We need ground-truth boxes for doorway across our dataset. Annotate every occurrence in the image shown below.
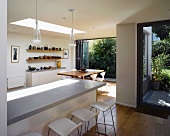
[137,20,170,118]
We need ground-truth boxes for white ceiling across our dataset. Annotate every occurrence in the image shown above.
[8,0,170,39]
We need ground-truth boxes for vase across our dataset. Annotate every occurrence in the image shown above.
[57,61,61,68]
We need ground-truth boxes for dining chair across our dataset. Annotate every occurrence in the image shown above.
[90,74,98,81]
[96,72,106,82]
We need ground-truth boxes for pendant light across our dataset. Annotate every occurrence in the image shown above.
[69,9,76,46]
[32,0,41,44]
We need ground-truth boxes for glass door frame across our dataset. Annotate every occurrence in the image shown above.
[137,20,170,112]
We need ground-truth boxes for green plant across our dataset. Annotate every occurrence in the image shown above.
[89,38,116,78]
[160,72,170,91]
[152,53,169,81]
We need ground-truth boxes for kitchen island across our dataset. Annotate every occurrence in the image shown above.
[7,79,105,136]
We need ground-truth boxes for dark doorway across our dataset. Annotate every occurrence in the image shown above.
[137,20,170,118]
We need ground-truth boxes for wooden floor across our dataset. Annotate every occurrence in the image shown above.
[83,93,170,136]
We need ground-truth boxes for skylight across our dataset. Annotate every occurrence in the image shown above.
[10,18,85,34]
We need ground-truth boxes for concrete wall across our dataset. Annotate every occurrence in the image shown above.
[7,32,74,88]
[116,23,137,108]
[0,0,7,135]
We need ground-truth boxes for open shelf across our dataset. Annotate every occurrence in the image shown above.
[26,58,63,62]
[26,49,63,53]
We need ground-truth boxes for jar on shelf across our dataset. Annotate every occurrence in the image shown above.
[57,61,61,68]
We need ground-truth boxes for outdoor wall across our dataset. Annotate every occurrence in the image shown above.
[116,23,137,108]
[7,32,74,88]
[143,27,152,78]
[0,0,7,135]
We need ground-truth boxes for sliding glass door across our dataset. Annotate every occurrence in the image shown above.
[76,40,89,70]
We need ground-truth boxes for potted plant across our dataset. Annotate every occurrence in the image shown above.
[160,72,170,91]
[151,53,169,90]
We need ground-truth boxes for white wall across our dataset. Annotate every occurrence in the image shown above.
[0,0,7,135]
[143,27,152,78]
[116,23,137,108]
[7,32,73,87]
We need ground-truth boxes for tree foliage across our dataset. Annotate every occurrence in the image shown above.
[152,24,170,40]
[89,38,116,78]
[152,40,170,66]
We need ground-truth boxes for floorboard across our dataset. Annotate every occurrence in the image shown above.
[84,93,170,136]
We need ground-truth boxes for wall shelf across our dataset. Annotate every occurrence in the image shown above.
[26,49,63,53]
[26,58,63,62]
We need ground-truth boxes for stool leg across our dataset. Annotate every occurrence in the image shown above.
[85,123,87,133]
[110,108,116,136]
[90,107,100,135]
[77,128,80,136]
[71,115,74,120]
[80,125,83,136]
[87,121,90,131]
[95,109,99,136]
[47,128,51,136]
[103,111,107,135]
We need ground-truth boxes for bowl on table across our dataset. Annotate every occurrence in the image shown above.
[80,68,86,71]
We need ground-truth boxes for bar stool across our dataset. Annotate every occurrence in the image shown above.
[21,132,42,136]
[90,102,116,136]
[71,108,100,135]
[48,118,82,136]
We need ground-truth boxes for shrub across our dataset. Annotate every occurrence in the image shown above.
[152,53,169,81]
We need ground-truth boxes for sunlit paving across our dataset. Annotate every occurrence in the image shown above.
[158,99,170,107]
[97,82,116,97]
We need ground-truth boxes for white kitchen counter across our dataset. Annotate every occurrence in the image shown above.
[7,79,105,136]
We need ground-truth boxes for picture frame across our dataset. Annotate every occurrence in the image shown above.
[11,45,20,63]
[63,49,69,59]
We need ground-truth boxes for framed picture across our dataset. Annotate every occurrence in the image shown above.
[11,45,20,63]
[63,49,69,59]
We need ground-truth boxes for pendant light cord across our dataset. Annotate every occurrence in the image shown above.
[72,10,73,30]
[36,0,38,29]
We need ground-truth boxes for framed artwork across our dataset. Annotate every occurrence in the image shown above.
[63,49,69,59]
[11,45,20,63]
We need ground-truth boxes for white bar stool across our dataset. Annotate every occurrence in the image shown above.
[21,132,42,136]
[71,108,100,135]
[90,102,116,136]
[48,118,82,136]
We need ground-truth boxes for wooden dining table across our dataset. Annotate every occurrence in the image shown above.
[57,69,104,79]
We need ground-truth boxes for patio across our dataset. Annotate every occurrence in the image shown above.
[143,90,170,107]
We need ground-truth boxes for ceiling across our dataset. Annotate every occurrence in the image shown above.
[8,0,170,40]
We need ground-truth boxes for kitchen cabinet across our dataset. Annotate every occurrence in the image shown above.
[26,69,65,87]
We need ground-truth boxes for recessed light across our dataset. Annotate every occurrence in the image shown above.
[11,18,85,34]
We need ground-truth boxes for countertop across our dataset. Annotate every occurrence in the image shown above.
[26,67,66,73]
[7,79,106,125]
